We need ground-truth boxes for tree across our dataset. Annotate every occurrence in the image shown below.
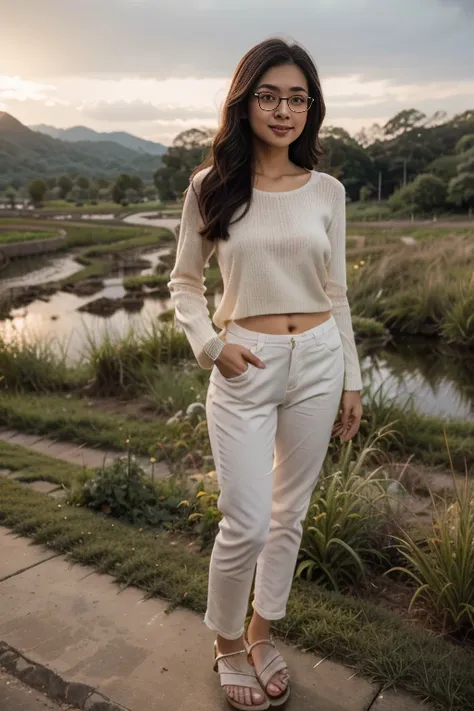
[58,175,73,199]
[76,176,90,191]
[5,186,16,210]
[125,188,139,204]
[28,179,47,206]
[455,134,474,154]
[383,109,426,139]
[410,174,447,212]
[448,172,474,209]
[98,187,111,202]
[129,175,144,196]
[112,173,141,204]
[154,128,214,200]
[448,141,474,210]
[318,127,377,202]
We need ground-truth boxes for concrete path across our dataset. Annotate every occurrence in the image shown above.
[0,429,170,480]
[122,213,180,233]
[0,671,74,711]
[0,528,434,711]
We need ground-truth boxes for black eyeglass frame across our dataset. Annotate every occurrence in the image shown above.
[252,92,314,113]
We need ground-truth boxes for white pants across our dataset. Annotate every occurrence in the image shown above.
[204,315,345,639]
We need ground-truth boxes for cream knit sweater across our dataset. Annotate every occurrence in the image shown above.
[168,168,363,391]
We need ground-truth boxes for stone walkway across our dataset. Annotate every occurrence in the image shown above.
[0,528,434,711]
[0,429,170,480]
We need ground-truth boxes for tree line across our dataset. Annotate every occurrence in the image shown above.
[153,109,474,215]
[2,173,158,208]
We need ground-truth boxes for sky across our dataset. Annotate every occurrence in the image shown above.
[1,0,473,146]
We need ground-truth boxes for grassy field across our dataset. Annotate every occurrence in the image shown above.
[0,230,55,244]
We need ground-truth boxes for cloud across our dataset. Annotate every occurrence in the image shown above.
[79,99,217,122]
[0,76,57,102]
[2,0,473,87]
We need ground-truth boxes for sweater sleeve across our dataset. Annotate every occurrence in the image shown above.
[168,174,223,370]
[324,180,363,391]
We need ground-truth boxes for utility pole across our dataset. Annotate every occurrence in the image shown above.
[378,171,382,202]
[403,158,408,188]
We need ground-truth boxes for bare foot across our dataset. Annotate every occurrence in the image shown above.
[247,623,289,698]
[216,636,266,707]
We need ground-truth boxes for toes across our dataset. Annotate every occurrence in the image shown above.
[243,687,251,707]
[267,682,281,697]
[252,690,265,705]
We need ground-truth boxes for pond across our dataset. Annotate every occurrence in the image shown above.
[0,215,472,423]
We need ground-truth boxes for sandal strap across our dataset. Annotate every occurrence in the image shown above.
[215,648,247,662]
[246,639,288,691]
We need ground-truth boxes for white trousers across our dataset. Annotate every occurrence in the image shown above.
[204,315,345,639]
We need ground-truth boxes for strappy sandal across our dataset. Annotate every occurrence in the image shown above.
[213,641,270,710]
[245,638,290,707]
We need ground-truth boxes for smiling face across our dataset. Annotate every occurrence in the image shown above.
[248,62,310,150]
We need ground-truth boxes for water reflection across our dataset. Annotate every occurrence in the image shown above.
[361,339,474,421]
[0,255,82,291]
[1,291,174,362]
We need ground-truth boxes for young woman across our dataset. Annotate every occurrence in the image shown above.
[168,38,363,710]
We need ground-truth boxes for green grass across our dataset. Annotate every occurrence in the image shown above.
[123,273,170,291]
[0,230,55,244]
[0,440,88,486]
[60,227,174,286]
[0,393,167,458]
[79,231,169,257]
[0,459,473,710]
[0,388,472,474]
[0,393,212,468]
[65,224,148,248]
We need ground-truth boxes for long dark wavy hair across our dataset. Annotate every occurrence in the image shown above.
[192,38,326,242]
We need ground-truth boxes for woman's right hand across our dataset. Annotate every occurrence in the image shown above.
[216,343,266,380]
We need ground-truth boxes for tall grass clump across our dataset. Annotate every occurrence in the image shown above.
[385,435,474,637]
[0,332,73,392]
[84,323,193,396]
[441,281,474,349]
[297,430,399,591]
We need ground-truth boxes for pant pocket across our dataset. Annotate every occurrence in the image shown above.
[321,327,342,353]
[211,342,258,385]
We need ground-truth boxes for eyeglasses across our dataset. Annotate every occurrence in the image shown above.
[253,92,314,113]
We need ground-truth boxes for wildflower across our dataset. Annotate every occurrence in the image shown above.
[125,439,130,444]
[150,457,157,463]
[353,264,359,270]
[360,260,365,265]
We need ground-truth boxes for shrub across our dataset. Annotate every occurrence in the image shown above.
[0,334,71,393]
[75,452,189,528]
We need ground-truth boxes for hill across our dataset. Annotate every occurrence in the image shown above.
[0,113,161,188]
[30,124,167,156]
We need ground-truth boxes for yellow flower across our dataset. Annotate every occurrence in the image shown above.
[353,264,359,270]
[150,457,157,463]
[360,260,365,265]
